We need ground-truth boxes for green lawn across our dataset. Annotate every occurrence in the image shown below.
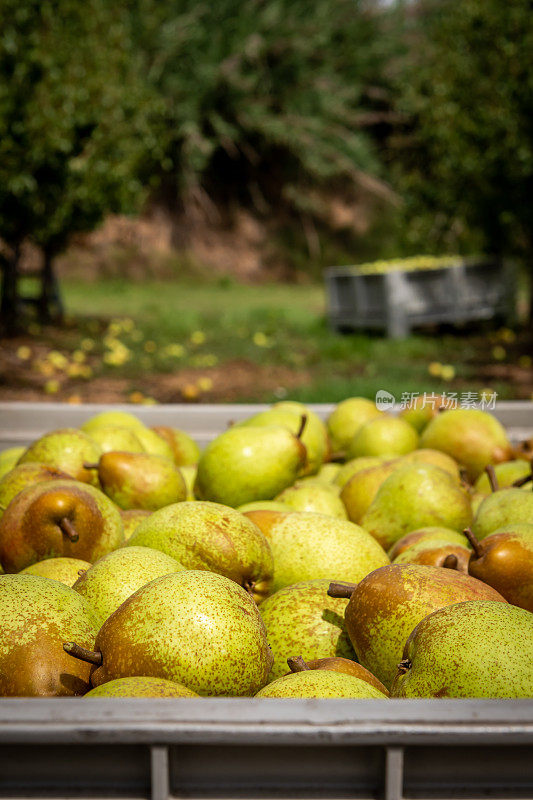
[19,276,526,403]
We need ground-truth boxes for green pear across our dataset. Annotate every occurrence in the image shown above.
[420,408,513,480]
[334,456,389,489]
[259,579,355,680]
[237,501,288,513]
[263,511,390,594]
[0,463,72,517]
[337,563,506,688]
[472,488,533,540]
[132,427,175,461]
[120,509,152,540]
[0,479,124,573]
[127,501,274,603]
[195,425,306,507]
[94,452,187,511]
[21,557,92,586]
[64,571,273,696]
[327,397,383,453]
[392,537,471,571]
[286,655,389,695]
[347,416,419,459]
[81,411,146,433]
[388,527,470,559]
[474,460,531,494]
[275,481,347,519]
[0,574,99,696]
[315,463,342,483]
[340,460,399,523]
[398,394,448,433]
[391,601,533,697]
[255,670,388,698]
[0,446,26,479]
[84,676,200,697]
[73,546,185,625]
[361,463,473,551]
[400,449,461,482]
[17,428,102,487]
[151,426,201,466]
[87,425,146,454]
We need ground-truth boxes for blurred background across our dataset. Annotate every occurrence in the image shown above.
[0,0,531,405]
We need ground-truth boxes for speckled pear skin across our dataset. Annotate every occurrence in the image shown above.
[275,482,347,519]
[420,408,513,481]
[0,574,99,696]
[151,426,201,466]
[391,601,533,698]
[265,512,390,594]
[327,397,384,453]
[195,425,306,507]
[474,460,531,494]
[17,428,102,487]
[255,670,388,698]
[0,479,124,573]
[89,571,273,696]
[392,538,471,571]
[127,501,273,603]
[0,464,72,516]
[21,557,92,586]
[97,452,187,511]
[73,546,185,625]
[87,426,146,454]
[84,676,200,698]
[467,524,533,611]
[472,488,533,540]
[401,449,461,482]
[361,463,473,551]
[345,564,506,689]
[388,527,469,560]
[259,580,355,680]
[347,416,419,459]
[340,461,399,523]
[120,509,153,540]
[297,657,389,696]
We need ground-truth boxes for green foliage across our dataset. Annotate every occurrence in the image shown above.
[391,0,533,259]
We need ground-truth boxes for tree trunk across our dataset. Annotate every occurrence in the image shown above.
[39,249,64,323]
[0,244,21,336]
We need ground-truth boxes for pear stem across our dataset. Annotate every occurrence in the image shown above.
[63,642,103,666]
[464,527,483,559]
[513,472,533,488]
[59,518,79,543]
[485,465,499,493]
[397,658,412,675]
[442,554,458,570]
[243,579,256,596]
[296,415,307,440]
[287,656,311,673]
[327,581,357,598]
[83,462,99,471]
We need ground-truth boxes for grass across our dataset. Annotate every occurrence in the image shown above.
[11,275,530,404]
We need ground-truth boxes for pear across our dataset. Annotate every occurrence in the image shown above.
[0,446,26,479]
[392,537,471,572]
[0,574,99,696]
[195,424,306,507]
[255,670,388,698]
[327,397,384,453]
[286,655,389,696]
[465,524,533,611]
[263,511,390,594]
[474,460,532,494]
[81,411,147,433]
[87,425,145,454]
[151,426,201,466]
[391,601,533,698]
[17,428,102,486]
[315,463,342,483]
[120,509,152,540]
[237,501,288,513]
[179,464,197,500]
[259,579,355,681]
[132,427,175,461]
[388,527,470,560]
[361,463,473,551]
[64,571,273,696]
[399,394,448,433]
[92,451,187,511]
[0,479,124,573]
[127,501,273,603]
[84,676,200,698]
[472,488,533,540]
[347,416,419,459]
[333,563,506,688]
[420,408,513,480]
[0,463,72,516]
[334,456,389,489]
[401,449,461,482]
[275,481,347,519]
[21,557,92,586]
[340,460,399,523]
[73,546,185,626]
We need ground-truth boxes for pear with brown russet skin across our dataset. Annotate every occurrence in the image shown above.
[285,655,389,696]
[0,463,72,517]
[328,563,506,689]
[90,451,187,511]
[392,538,471,572]
[0,479,124,573]
[465,524,533,611]
[17,429,102,487]
[151,426,200,466]
[388,527,470,560]
[0,574,99,696]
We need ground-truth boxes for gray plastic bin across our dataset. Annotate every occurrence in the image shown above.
[0,402,532,800]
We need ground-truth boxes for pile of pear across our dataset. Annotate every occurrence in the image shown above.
[0,399,532,700]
